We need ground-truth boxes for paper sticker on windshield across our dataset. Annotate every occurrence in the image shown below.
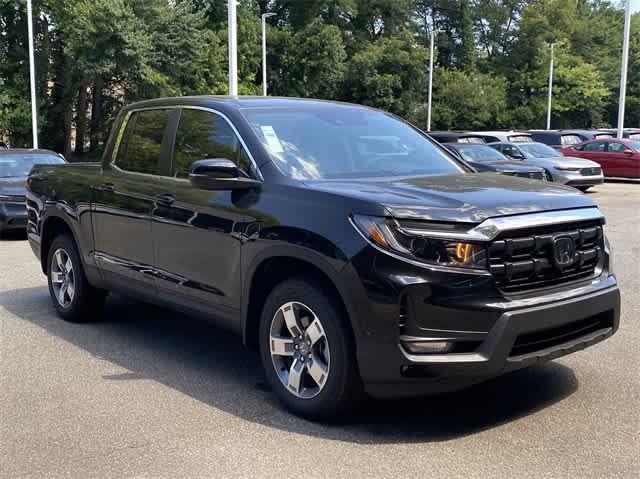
[261,126,284,154]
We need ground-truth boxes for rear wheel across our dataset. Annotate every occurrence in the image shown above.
[259,278,362,419]
[47,234,106,322]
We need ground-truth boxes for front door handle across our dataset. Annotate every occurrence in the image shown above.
[96,182,116,193]
[155,193,175,207]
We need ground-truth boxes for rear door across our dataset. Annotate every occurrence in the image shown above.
[92,108,178,295]
[152,108,262,326]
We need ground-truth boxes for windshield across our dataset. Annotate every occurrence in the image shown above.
[519,143,561,158]
[0,155,65,177]
[627,140,640,150]
[454,145,508,163]
[241,106,463,179]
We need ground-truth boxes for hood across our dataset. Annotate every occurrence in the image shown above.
[479,160,544,173]
[0,176,26,196]
[531,156,600,168]
[553,156,602,167]
[305,173,594,223]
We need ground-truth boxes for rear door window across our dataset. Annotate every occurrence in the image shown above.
[115,110,171,174]
[607,142,628,153]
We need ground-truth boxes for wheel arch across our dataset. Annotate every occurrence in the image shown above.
[242,248,359,353]
[39,214,80,274]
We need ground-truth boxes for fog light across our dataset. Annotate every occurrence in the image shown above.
[402,340,454,354]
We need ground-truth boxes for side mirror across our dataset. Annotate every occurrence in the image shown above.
[624,149,634,155]
[189,158,261,190]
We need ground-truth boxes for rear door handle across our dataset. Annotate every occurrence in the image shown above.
[155,193,175,207]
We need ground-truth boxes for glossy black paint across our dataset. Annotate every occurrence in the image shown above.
[25,97,620,398]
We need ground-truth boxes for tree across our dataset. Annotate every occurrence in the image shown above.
[458,0,475,70]
[432,68,507,129]
[345,31,427,122]
[270,18,347,98]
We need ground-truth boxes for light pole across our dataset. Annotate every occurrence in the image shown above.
[546,42,555,130]
[261,12,276,96]
[26,0,38,148]
[616,0,631,139]
[426,29,435,132]
[228,0,238,96]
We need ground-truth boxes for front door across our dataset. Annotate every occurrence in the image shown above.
[605,141,636,177]
[576,140,608,173]
[92,108,177,295]
[152,108,263,325]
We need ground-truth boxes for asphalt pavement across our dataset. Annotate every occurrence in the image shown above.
[1,182,638,478]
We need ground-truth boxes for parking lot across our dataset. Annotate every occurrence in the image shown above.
[0,182,638,478]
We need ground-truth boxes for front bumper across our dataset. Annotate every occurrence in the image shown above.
[347,245,620,399]
[0,202,28,231]
[554,170,604,187]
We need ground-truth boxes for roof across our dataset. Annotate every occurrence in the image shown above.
[123,95,371,112]
[0,148,62,157]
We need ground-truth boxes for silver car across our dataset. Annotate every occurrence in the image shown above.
[489,141,604,192]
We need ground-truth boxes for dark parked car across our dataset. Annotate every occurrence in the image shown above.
[444,143,546,180]
[427,131,485,144]
[26,97,620,419]
[596,129,640,141]
[560,138,640,178]
[1,149,65,234]
[528,130,612,149]
[490,141,604,191]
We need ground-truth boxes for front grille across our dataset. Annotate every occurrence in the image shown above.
[489,220,604,293]
[0,195,26,203]
[580,167,601,176]
[509,311,613,358]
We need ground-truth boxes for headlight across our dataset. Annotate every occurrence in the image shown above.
[554,166,581,171]
[351,214,488,269]
[605,234,614,276]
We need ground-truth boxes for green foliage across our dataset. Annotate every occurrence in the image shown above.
[0,0,637,155]
[345,32,427,121]
[431,69,507,129]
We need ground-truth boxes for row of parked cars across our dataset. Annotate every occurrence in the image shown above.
[428,128,640,188]
[1,124,638,236]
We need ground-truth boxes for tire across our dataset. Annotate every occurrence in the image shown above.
[46,234,106,322]
[259,278,362,419]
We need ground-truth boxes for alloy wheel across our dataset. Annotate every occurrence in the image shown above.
[269,301,331,399]
[50,248,75,308]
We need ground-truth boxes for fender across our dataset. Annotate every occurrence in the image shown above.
[38,204,103,287]
[241,242,366,348]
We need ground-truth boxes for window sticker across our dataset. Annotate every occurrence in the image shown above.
[260,125,284,154]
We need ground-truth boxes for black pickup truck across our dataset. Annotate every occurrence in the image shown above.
[26,96,620,419]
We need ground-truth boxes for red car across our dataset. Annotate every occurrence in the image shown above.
[560,138,640,178]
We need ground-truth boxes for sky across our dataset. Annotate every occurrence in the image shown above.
[632,0,640,13]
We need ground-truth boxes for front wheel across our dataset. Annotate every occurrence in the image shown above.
[47,234,106,322]
[259,278,362,419]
